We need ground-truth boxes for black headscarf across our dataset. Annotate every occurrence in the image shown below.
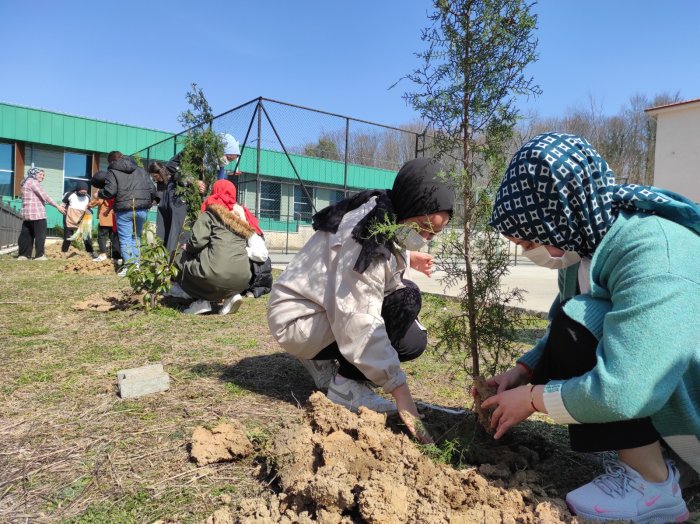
[312,157,454,273]
[77,180,89,192]
[390,157,454,221]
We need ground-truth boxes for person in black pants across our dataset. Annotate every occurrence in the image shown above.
[531,301,660,453]
[17,167,65,260]
[60,181,96,258]
[481,132,696,523]
[313,280,427,383]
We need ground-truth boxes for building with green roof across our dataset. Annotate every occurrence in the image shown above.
[1,101,402,250]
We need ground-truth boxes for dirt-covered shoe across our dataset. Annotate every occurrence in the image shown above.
[94,253,108,262]
[327,378,397,414]
[183,299,212,315]
[565,459,689,523]
[219,294,242,315]
[298,359,337,390]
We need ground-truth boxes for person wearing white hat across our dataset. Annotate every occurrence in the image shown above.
[218,133,241,180]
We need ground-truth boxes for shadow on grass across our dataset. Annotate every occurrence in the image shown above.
[189,352,317,406]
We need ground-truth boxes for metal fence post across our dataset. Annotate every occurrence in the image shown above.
[343,118,350,198]
[255,98,262,217]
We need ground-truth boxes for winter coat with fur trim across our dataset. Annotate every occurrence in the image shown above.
[177,204,252,301]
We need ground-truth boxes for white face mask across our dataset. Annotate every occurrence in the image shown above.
[522,245,581,270]
[395,226,428,251]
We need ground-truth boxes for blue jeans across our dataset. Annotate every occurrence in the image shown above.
[116,209,148,264]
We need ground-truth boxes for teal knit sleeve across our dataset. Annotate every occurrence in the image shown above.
[558,272,699,423]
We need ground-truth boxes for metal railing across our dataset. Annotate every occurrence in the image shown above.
[0,201,22,249]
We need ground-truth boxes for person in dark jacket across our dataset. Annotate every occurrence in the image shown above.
[149,155,206,252]
[149,158,188,252]
[98,151,156,275]
[173,179,252,315]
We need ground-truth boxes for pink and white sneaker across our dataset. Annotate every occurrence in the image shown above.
[566,459,689,523]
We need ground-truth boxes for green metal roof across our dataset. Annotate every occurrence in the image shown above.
[0,103,174,154]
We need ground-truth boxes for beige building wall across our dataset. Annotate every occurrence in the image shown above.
[647,100,700,202]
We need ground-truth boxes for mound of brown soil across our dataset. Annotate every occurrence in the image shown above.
[61,258,116,275]
[73,290,144,311]
[191,422,253,466]
[228,393,577,523]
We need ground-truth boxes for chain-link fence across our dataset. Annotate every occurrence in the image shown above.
[136,97,427,253]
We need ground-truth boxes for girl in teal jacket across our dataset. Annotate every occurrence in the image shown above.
[482,132,699,523]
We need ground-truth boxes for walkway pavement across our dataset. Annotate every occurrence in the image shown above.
[270,253,557,314]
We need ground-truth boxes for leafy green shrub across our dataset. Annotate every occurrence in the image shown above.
[125,237,179,310]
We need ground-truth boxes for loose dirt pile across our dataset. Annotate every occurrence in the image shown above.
[219,393,577,524]
[191,422,254,466]
[73,290,144,311]
[61,258,116,275]
[36,243,118,275]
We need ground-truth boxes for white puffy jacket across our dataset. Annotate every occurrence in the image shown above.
[267,198,408,393]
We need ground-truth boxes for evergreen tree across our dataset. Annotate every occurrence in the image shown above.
[402,0,540,378]
[176,83,225,225]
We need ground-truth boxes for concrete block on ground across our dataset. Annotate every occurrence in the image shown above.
[117,363,170,399]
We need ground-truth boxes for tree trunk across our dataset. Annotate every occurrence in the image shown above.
[462,5,479,377]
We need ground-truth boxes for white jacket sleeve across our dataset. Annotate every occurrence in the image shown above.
[330,239,406,393]
[246,233,269,262]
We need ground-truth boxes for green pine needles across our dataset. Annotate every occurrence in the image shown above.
[176,83,225,225]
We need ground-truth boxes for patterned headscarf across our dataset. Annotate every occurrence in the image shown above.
[21,167,44,187]
[489,132,700,257]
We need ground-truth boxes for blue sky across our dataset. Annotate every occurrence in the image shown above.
[1,0,698,132]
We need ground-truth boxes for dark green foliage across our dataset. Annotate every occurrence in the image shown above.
[125,236,180,310]
[176,83,225,225]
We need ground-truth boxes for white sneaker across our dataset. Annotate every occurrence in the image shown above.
[327,378,397,414]
[219,294,242,315]
[94,254,108,262]
[165,282,192,299]
[566,459,689,523]
[183,299,212,315]
[117,266,129,277]
[298,359,337,390]
[34,255,48,261]
[16,256,29,261]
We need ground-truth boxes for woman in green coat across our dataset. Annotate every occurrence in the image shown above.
[174,180,252,315]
